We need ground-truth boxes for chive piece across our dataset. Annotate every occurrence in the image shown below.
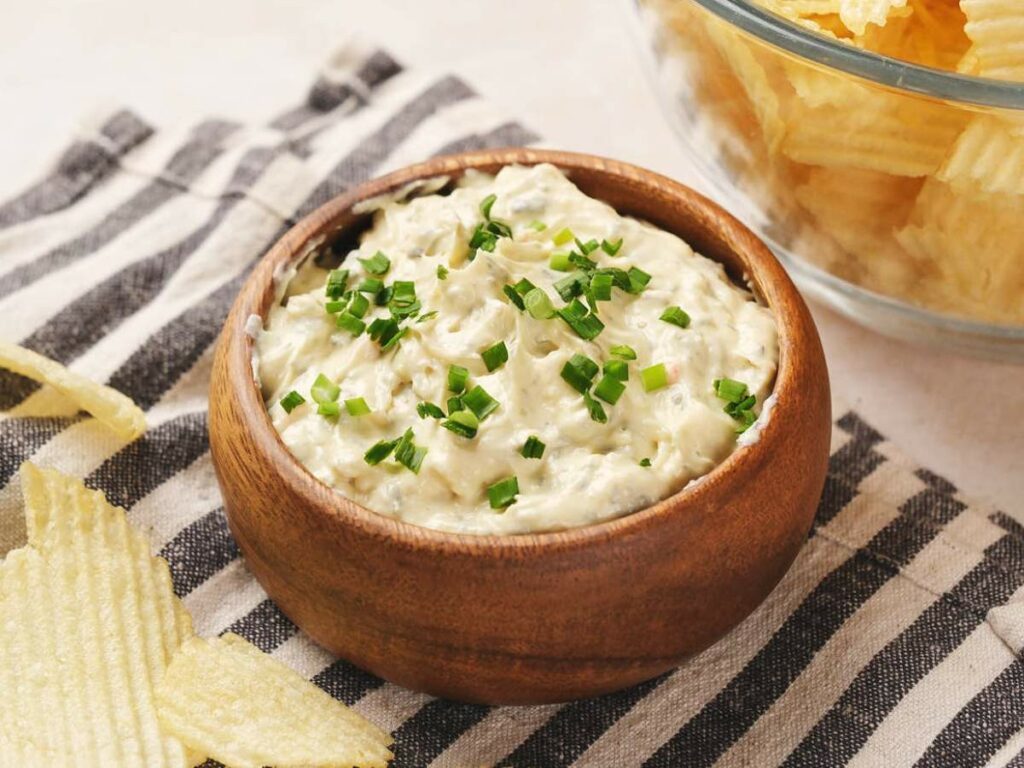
[556,300,605,340]
[447,365,469,394]
[344,397,371,416]
[582,391,608,423]
[604,359,629,381]
[503,284,526,310]
[529,220,547,231]
[487,219,513,239]
[601,238,624,256]
[417,401,445,420]
[364,438,398,465]
[389,300,421,320]
[375,284,393,306]
[311,373,340,404]
[639,457,652,467]
[390,280,416,307]
[394,429,427,474]
[325,298,348,314]
[326,269,349,299]
[416,310,439,324]
[335,312,366,336]
[347,292,370,318]
[594,374,626,405]
[560,355,598,394]
[317,401,341,417]
[641,363,669,392]
[481,341,509,372]
[734,408,758,433]
[626,267,652,294]
[597,266,631,291]
[569,252,599,273]
[446,395,464,415]
[463,385,499,421]
[575,237,600,255]
[513,277,537,297]
[524,288,555,319]
[442,409,479,438]
[660,306,691,329]
[552,227,574,246]
[368,317,402,349]
[714,377,748,403]
[569,353,599,380]
[437,264,449,280]
[521,435,546,459]
[487,476,520,509]
[610,344,637,360]
[480,193,497,219]
[549,252,573,272]
[279,391,305,413]
[357,277,384,294]
[469,223,498,253]
[553,272,588,302]
[380,326,407,352]
[358,251,391,275]
[590,272,613,301]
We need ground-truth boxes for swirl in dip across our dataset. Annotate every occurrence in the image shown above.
[256,164,778,535]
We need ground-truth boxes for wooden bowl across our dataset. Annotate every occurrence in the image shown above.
[209,149,830,705]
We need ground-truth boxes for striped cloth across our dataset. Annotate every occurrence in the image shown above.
[0,42,1022,768]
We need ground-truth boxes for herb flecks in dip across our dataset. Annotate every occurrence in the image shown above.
[256,164,778,535]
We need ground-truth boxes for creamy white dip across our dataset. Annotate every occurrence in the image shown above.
[257,164,778,535]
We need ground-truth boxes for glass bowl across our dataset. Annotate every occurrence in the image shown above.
[634,0,1024,361]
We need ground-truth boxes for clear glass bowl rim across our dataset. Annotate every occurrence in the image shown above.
[689,0,1024,110]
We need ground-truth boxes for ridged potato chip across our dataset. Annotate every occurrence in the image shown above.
[0,465,195,767]
[960,0,1024,81]
[156,633,394,768]
[857,0,970,69]
[839,0,909,35]
[937,115,1024,195]
[0,341,145,441]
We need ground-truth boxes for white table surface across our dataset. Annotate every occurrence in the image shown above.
[1,0,1020,515]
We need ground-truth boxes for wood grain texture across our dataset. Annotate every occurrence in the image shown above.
[209,149,831,704]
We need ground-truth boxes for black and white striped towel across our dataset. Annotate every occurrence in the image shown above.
[0,43,1021,768]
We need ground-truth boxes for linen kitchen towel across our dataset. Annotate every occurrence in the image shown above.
[0,42,1021,768]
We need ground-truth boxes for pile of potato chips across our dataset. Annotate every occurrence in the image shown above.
[649,0,1024,325]
[0,465,393,767]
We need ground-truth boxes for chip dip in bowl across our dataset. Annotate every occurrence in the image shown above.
[209,149,831,703]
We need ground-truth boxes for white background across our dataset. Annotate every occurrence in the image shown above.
[1,0,1020,514]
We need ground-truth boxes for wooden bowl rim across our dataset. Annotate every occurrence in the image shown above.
[220,148,816,555]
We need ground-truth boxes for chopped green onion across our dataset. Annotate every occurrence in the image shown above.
[344,397,371,416]
[335,311,365,336]
[549,252,573,272]
[390,280,416,307]
[609,344,637,360]
[481,341,509,372]
[601,238,623,256]
[560,354,599,394]
[442,409,479,438]
[503,284,526,310]
[364,438,398,465]
[437,264,449,280]
[346,292,369,318]
[604,359,629,381]
[375,284,393,306]
[279,391,305,413]
[627,267,652,294]
[311,373,340,404]
[487,476,519,509]
[358,251,390,275]
[317,401,341,417]
[447,365,469,394]
[575,237,600,255]
[569,252,598,272]
[556,299,605,340]
[325,298,348,314]
[368,317,402,349]
[389,300,421,319]
[357,277,384,294]
[524,288,555,319]
[417,401,445,420]
[552,227,575,246]
[380,326,407,351]
[487,219,513,239]
[660,306,691,329]
[641,363,669,392]
[590,272,613,301]
[714,377,748,403]
[733,408,758,433]
[463,385,499,421]
[446,395,464,415]
[569,353,599,380]
[480,193,497,219]
[639,457,652,467]
[582,391,607,423]
[528,220,547,231]
[469,223,498,253]
[416,310,439,323]
[521,436,546,459]
[326,269,349,299]
[597,267,631,292]
[513,277,536,296]
[553,272,588,302]
[594,374,626,405]
[394,429,427,474]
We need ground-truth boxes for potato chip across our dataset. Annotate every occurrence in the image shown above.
[156,633,394,768]
[0,341,145,441]
[0,465,195,767]
[838,0,909,35]
[936,114,1024,196]
[960,0,1024,81]
[857,0,971,69]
